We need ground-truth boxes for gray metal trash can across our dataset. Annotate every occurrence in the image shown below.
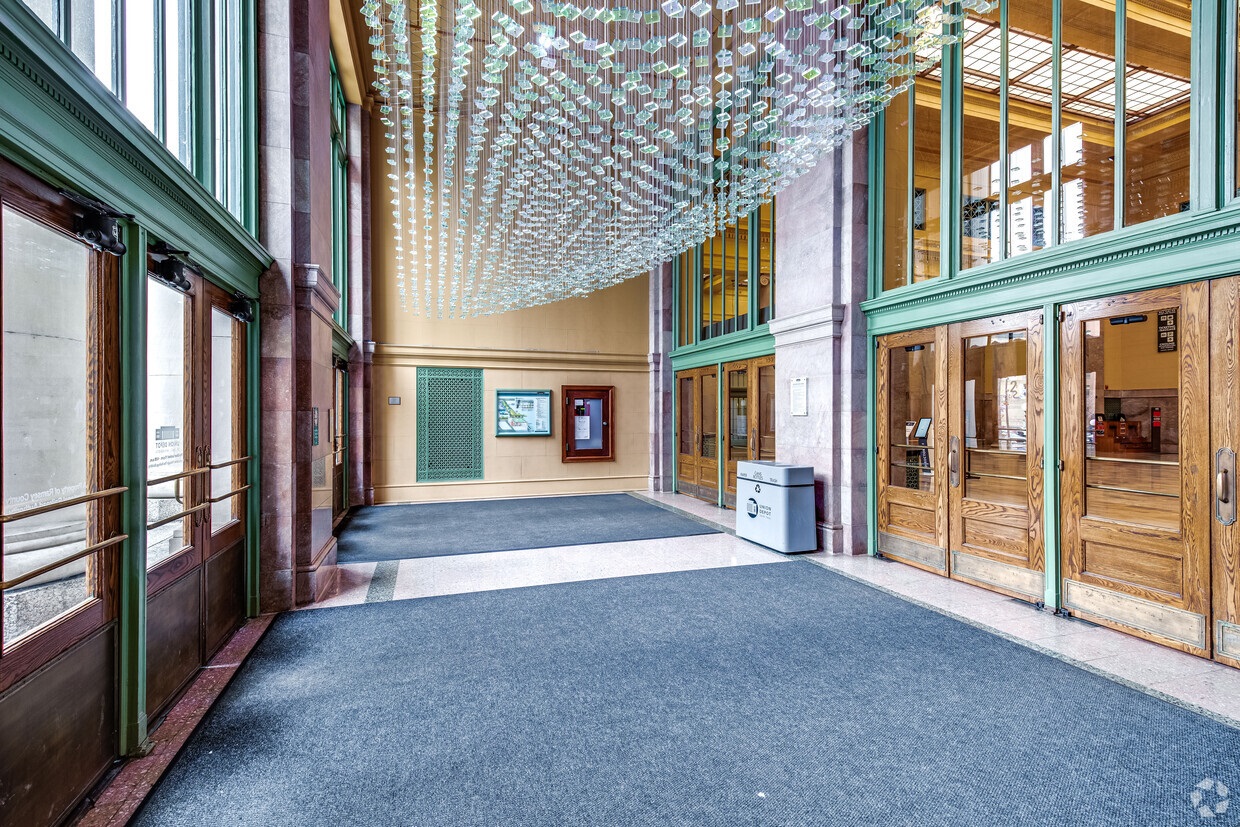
[735,461,817,553]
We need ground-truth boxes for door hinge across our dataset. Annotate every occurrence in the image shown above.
[1057,459,1065,472]
[1058,310,1067,323]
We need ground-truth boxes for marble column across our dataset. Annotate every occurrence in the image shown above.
[347,101,375,508]
[648,261,674,492]
[769,130,870,555]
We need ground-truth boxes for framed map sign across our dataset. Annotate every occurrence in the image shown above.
[496,390,553,436]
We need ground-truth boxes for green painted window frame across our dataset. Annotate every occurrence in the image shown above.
[18,0,257,233]
[330,52,349,327]
[416,367,484,483]
[670,201,776,361]
[871,0,1228,303]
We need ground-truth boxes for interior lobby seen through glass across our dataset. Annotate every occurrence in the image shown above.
[889,342,936,490]
[962,332,1029,506]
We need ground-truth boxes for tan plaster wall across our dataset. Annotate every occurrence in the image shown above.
[370,127,652,503]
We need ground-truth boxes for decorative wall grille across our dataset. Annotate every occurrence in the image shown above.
[416,367,483,482]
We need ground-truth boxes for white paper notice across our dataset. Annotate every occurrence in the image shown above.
[574,415,591,440]
[791,377,808,417]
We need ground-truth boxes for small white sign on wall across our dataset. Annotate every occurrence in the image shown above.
[791,377,808,417]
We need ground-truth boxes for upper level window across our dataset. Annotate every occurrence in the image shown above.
[673,201,776,349]
[881,0,1194,291]
[20,0,251,227]
[330,55,349,327]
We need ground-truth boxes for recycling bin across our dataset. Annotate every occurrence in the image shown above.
[735,461,817,553]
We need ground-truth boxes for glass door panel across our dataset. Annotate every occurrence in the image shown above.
[888,342,937,491]
[756,359,775,461]
[698,368,719,499]
[725,364,748,498]
[146,279,194,570]
[208,308,241,532]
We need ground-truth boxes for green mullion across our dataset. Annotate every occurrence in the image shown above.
[193,0,215,192]
[154,0,166,144]
[241,0,258,233]
[943,9,962,279]
[1191,0,1222,212]
[57,0,69,44]
[869,109,884,298]
[671,254,681,348]
[907,81,916,287]
[1223,0,1238,204]
[1114,0,1126,231]
[693,241,702,345]
[1050,0,1062,246]
[1041,301,1061,609]
[715,365,724,507]
[245,299,260,616]
[117,221,149,756]
[747,206,759,329]
[998,2,1009,260]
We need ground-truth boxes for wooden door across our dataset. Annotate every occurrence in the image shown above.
[723,359,750,504]
[1210,277,1240,667]
[1060,284,1212,657]
[876,326,949,573]
[752,355,776,463]
[947,311,1046,601]
[674,367,720,502]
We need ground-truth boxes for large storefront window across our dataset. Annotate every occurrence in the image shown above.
[880,0,1195,291]
[674,201,776,348]
[20,0,252,226]
[330,55,350,326]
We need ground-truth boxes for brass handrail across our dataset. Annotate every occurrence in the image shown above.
[147,502,210,531]
[208,456,253,470]
[147,466,210,487]
[208,484,252,504]
[0,487,128,524]
[0,534,128,590]
[1085,483,1180,499]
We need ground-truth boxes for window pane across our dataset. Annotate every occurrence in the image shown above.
[1007,1,1053,256]
[165,0,192,165]
[961,9,1002,269]
[677,375,694,456]
[124,0,158,133]
[727,367,748,463]
[757,363,775,461]
[146,279,190,569]
[963,332,1029,507]
[913,76,941,282]
[722,223,740,334]
[888,342,936,490]
[70,0,116,90]
[1060,0,1117,241]
[210,309,240,529]
[1123,0,1191,225]
[214,0,244,219]
[757,201,773,323]
[677,250,693,348]
[735,215,749,330]
[2,207,95,648]
[882,89,911,291]
[701,371,717,461]
[1083,312,1181,529]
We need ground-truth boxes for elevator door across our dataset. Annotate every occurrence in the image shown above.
[948,311,1046,600]
[1060,284,1212,657]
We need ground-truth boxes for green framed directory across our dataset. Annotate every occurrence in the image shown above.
[496,389,553,436]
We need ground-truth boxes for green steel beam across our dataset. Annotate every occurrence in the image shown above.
[193,0,215,193]
[118,221,149,756]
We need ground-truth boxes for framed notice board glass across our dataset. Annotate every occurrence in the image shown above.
[496,389,553,436]
[562,385,614,462]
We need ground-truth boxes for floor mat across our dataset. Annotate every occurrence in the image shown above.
[132,562,1240,826]
[335,493,721,563]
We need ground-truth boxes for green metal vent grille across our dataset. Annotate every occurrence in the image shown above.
[416,367,484,482]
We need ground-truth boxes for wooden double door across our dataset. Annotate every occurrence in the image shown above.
[144,270,250,715]
[676,355,775,506]
[877,311,1047,601]
[1060,281,1239,665]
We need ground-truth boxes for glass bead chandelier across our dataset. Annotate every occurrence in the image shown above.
[363,0,987,316]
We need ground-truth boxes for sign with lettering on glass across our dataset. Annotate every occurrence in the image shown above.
[496,390,553,436]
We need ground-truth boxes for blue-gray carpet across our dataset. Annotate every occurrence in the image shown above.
[335,493,720,563]
[132,562,1240,826]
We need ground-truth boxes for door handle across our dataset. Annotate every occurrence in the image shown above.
[1217,447,1236,526]
[949,436,960,489]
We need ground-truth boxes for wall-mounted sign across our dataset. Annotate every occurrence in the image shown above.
[791,377,808,417]
[311,407,319,446]
[496,389,553,436]
[388,396,402,405]
[1157,308,1177,353]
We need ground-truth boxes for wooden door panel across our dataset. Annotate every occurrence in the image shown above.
[1211,277,1240,667]
[947,310,1045,600]
[1061,283,1211,656]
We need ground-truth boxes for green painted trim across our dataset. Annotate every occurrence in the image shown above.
[866,335,878,556]
[1194,0,1224,212]
[942,12,961,279]
[669,328,775,371]
[245,300,261,616]
[692,242,702,347]
[1041,302,1061,609]
[998,1,1009,262]
[0,0,270,295]
[331,321,354,359]
[1114,0,1126,230]
[192,0,215,193]
[118,221,149,755]
[713,366,724,506]
[1224,0,1238,205]
[868,113,882,299]
[1050,0,1062,248]
[241,0,258,235]
[864,206,1240,332]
